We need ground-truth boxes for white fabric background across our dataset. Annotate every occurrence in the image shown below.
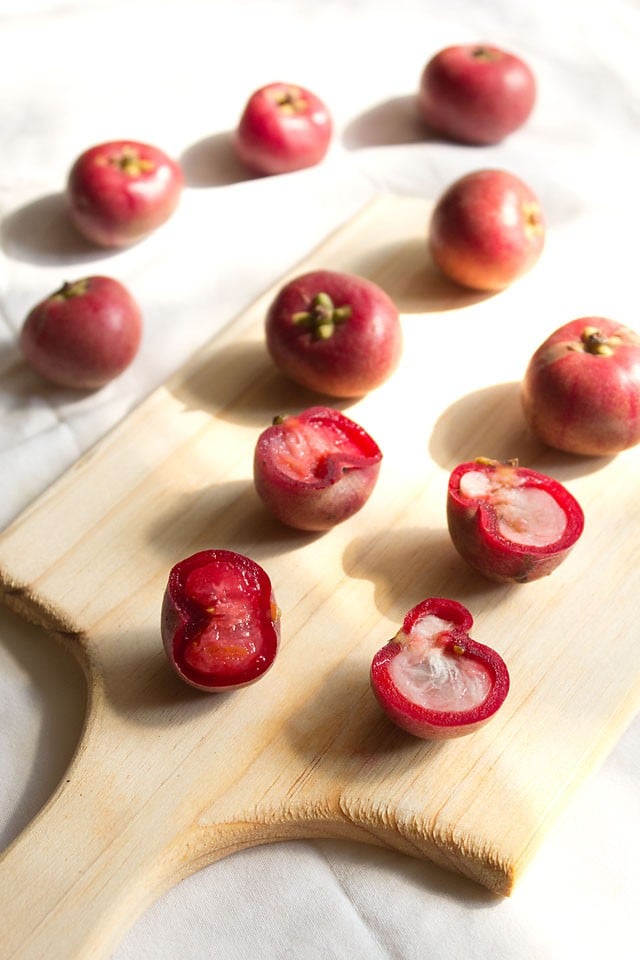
[1,0,639,957]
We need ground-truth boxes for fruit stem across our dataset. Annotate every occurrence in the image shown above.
[471,47,499,61]
[273,87,306,115]
[109,146,155,176]
[581,326,617,356]
[475,456,519,469]
[523,201,544,236]
[54,279,90,300]
[292,292,352,341]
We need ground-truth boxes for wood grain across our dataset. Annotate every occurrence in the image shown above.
[1,194,639,959]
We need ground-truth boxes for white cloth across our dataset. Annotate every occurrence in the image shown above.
[1,0,639,957]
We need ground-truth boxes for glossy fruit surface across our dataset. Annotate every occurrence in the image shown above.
[161,549,280,692]
[371,597,510,739]
[19,276,142,390]
[419,44,536,145]
[234,82,332,175]
[254,406,382,531]
[265,269,402,397]
[67,140,183,247]
[521,317,640,455]
[428,169,545,291]
[447,458,584,583]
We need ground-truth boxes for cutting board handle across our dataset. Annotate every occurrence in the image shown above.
[0,680,248,960]
[0,717,166,960]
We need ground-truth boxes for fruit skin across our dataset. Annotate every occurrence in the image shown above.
[161,549,280,692]
[253,406,382,531]
[447,458,585,584]
[429,169,545,292]
[234,82,332,175]
[521,317,640,456]
[265,269,402,397]
[19,276,143,390]
[66,140,183,247]
[371,597,510,739]
[418,44,536,145]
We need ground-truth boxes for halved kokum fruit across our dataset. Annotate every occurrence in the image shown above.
[447,457,584,583]
[371,597,510,739]
[253,406,382,531]
[161,549,280,691]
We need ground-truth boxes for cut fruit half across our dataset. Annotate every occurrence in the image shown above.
[371,597,510,739]
[447,458,584,583]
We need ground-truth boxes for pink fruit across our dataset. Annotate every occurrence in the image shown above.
[371,597,510,739]
[428,168,545,291]
[19,276,142,390]
[254,406,382,531]
[66,140,183,247]
[265,269,402,397]
[521,318,640,456]
[447,458,584,583]
[161,549,280,692]
[418,44,536,145]
[234,82,332,175]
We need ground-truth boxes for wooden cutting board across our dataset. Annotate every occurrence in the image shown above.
[1,194,639,960]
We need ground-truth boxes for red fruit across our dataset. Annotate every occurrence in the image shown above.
[371,597,510,739]
[161,549,280,692]
[254,406,382,531]
[19,276,142,390]
[66,140,183,247]
[447,458,584,583]
[234,82,332,175]
[265,269,402,397]
[429,169,545,291]
[521,318,640,456]
[418,44,536,145]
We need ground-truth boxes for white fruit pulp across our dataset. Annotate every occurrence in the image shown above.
[460,469,566,546]
[274,419,362,481]
[388,613,492,712]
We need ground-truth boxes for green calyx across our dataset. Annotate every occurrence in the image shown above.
[471,46,499,62]
[274,88,307,115]
[581,326,621,357]
[54,279,90,300]
[292,292,352,341]
[110,146,154,176]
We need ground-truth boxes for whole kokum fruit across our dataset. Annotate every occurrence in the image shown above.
[66,140,183,247]
[419,44,536,145]
[428,169,545,291]
[265,269,402,397]
[521,317,640,455]
[20,276,143,389]
[234,82,332,175]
